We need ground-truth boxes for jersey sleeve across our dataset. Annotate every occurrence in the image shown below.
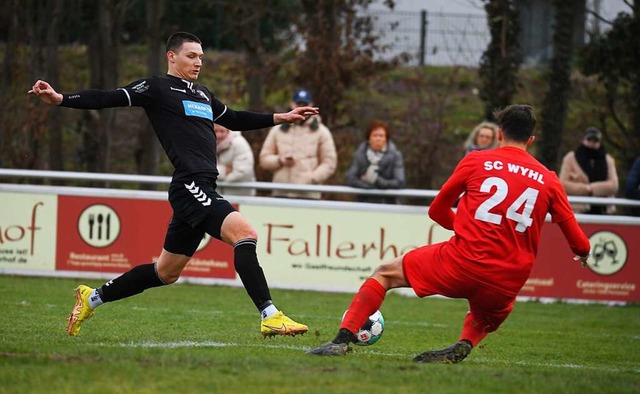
[209,88,274,131]
[547,173,575,224]
[428,154,473,229]
[58,77,158,109]
[210,92,228,122]
[546,172,590,256]
[120,77,159,108]
[558,218,591,256]
[60,89,130,109]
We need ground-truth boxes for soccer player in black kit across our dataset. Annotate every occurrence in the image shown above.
[28,32,313,338]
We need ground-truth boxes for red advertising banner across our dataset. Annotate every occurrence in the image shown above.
[522,223,639,302]
[1,184,636,303]
[55,196,235,279]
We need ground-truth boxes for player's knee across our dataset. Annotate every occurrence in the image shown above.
[224,224,258,244]
[243,228,258,241]
[156,265,183,284]
[477,314,507,333]
[158,270,180,284]
[371,259,404,288]
[221,212,258,243]
[483,321,501,333]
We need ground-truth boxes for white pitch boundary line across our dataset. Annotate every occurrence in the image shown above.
[110,341,307,351]
[98,341,639,374]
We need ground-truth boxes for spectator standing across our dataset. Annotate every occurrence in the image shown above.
[625,156,640,216]
[345,120,406,204]
[259,89,337,199]
[463,121,499,155]
[559,127,619,214]
[214,123,256,196]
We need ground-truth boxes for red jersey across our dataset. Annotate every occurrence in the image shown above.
[429,146,590,294]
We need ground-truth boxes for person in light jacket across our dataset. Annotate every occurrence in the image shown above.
[214,123,256,196]
[346,120,406,204]
[559,127,619,214]
[259,89,337,199]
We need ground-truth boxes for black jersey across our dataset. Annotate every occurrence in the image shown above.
[60,74,274,181]
[121,75,223,180]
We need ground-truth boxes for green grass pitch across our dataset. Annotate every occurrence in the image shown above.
[0,276,638,393]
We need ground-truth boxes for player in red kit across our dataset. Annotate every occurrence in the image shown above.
[308,105,591,362]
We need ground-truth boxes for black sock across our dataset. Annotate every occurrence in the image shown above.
[97,262,166,303]
[234,238,272,310]
[332,328,356,344]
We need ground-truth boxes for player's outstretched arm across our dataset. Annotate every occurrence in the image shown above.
[27,80,63,105]
[558,218,591,267]
[274,106,319,124]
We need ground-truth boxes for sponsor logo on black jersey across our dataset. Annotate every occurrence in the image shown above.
[182,100,213,120]
[131,81,149,93]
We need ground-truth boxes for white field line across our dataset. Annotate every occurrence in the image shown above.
[110,341,307,351]
[99,341,639,374]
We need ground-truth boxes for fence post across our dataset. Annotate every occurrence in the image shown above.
[419,10,428,66]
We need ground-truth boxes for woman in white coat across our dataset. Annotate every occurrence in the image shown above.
[214,123,256,196]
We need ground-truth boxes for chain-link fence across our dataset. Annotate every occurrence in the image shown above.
[369,9,490,67]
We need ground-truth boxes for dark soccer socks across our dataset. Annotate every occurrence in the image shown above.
[97,262,166,302]
[233,238,273,311]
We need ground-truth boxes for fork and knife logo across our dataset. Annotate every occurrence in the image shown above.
[88,212,111,240]
[78,204,121,247]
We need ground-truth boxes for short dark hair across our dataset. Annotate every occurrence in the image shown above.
[493,104,536,142]
[366,120,390,141]
[166,32,201,53]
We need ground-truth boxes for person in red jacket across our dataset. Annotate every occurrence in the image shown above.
[308,104,591,363]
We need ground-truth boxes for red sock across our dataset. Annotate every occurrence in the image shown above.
[459,312,488,346]
[341,278,386,334]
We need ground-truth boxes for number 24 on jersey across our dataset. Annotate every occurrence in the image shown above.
[474,176,539,233]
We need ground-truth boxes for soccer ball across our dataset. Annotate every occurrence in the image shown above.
[342,309,385,346]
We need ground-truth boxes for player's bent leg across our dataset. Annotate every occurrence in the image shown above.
[341,256,407,334]
[67,285,96,336]
[460,295,515,347]
[413,340,473,364]
[219,211,257,244]
[370,255,411,289]
[309,256,408,355]
[219,212,308,337]
[68,259,174,337]
[156,249,192,284]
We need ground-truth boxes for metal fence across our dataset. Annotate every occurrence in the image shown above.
[2,169,640,215]
[369,9,490,66]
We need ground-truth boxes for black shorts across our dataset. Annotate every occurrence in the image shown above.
[163,177,236,256]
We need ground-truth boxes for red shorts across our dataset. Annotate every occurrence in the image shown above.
[403,242,515,328]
